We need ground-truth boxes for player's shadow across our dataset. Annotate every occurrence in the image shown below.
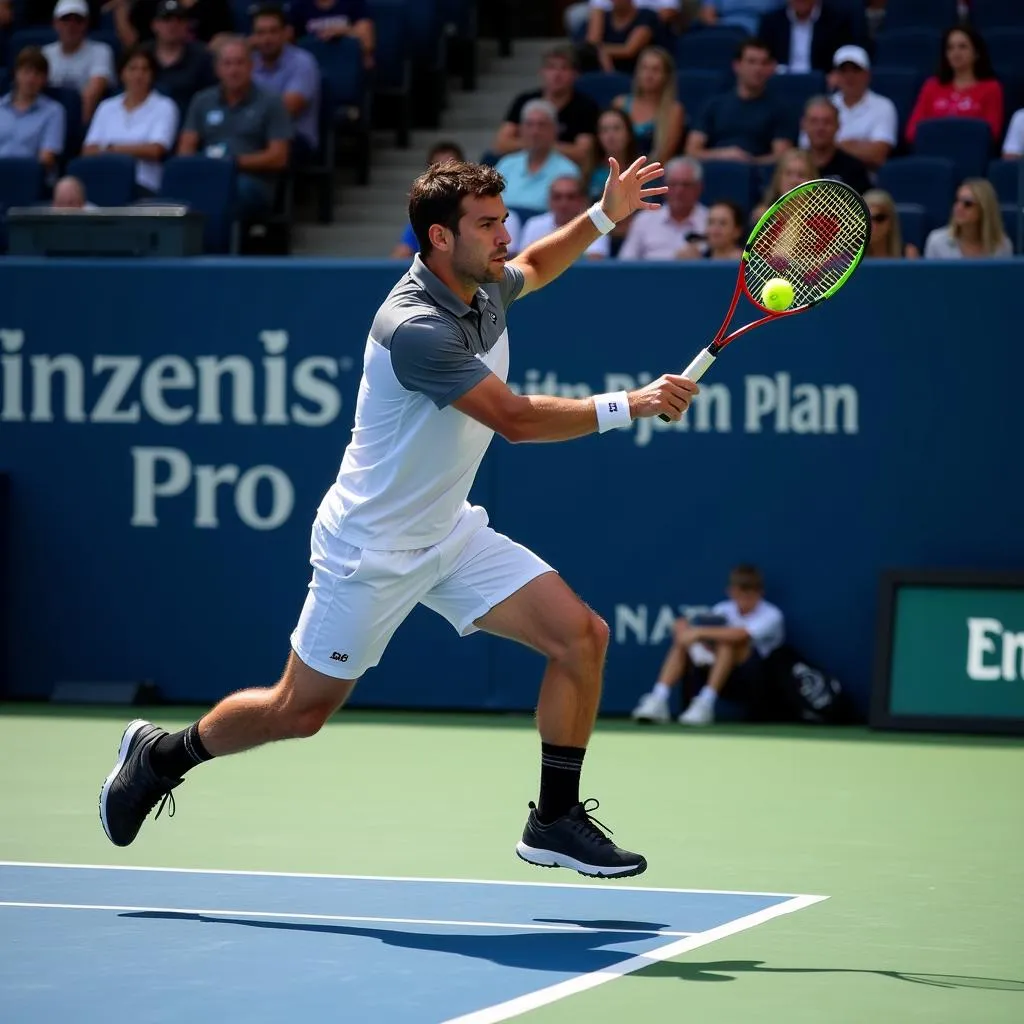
[638,959,1024,991]
[123,912,674,974]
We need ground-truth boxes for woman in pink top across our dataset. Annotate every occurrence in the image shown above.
[905,25,1003,144]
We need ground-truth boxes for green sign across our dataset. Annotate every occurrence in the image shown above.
[872,571,1024,734]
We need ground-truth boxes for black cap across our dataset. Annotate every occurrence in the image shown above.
[155,0,187,18]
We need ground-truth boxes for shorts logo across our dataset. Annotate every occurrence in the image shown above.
[488,312,497,324]
[330,651,349,662]
[609,402,618,412]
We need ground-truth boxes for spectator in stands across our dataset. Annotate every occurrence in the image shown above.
[632,563,785,726]
[82,45,178,195]
[109,0,235,48]
[289,0,376,69]
[565,1,682,41]
[801,95,870,192]
[618,155,708,259]
[584,0,659,75]
[516,174,610,260]
[148,1,216,120]
[0,47,65,171]
[677,197,745,259]
[493,44,598,171]
[905,25,1003,145]
[863,188,919,259]
[494,99,582,217]
[924,178,1011,259]
[1004,108,1024,159]
[23,0,103,28]
[589,107,640,199]
[250,4,319,163]
[51,174,98,208]
[178,36,291,214]
[751,145,816,221]
[685,37,793,163]
[43,0,115,125]
[757,0,856,75]
[612,46,685,165]
[697,0,784,36]
[824,44,896,172]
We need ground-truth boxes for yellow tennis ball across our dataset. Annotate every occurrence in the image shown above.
[761,278,794,311]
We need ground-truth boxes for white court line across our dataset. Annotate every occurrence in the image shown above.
[442,894,829,1024]
[0,901,694,937]
[0,861,816,899]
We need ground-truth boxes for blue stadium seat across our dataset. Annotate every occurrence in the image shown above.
[366,0,412,147]
[988,158,1024,203]
[0,69,8,96]
[985,29,1024,83]
[877,0,959,33]
[575,71,631,111]
[291,74,337,222]
[870,67,922,139]
[874,29,941,77]
[970,0,1024,32]
[913,117,992,183]
[1001,203,1022,254]
[676,69,726,124]
[0,157,45,254]
[700,160,756,216]
[894,202,928,252]
[67,153,136,206]
[768,72,827,123]
[877,155,956,226]
[43,85,83,160]
[7,27,56,65]
[676,27,747,72]
[158,156,236,254]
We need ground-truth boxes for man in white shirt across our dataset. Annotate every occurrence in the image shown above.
[43,0,115,124]
[515,174,609,259]
[632,564,785,725]
[1003,108,1024,158]
[827,45,897,171]
[618,156,708,260]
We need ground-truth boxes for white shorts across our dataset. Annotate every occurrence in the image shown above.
[289,504,555,679]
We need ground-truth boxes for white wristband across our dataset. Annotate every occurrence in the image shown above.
[594,391,632,433]
[587,203,615,236]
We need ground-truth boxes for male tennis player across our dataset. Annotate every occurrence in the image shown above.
[99,156,698,878]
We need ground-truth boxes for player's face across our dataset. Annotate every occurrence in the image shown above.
[945,30,975,74]
[452,194,512,284]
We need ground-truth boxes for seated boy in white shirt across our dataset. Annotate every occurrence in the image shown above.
[632,563,785,726]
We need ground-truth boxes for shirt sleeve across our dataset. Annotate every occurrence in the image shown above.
[905,77,938,142]
[389,315,492,409]
[83,99,109,146]
[285,53,319,103]
[617,216,645,260]
[498,262,525,307]
[182,94,203,136]
[504,91,527,126]
[872,97,898,145]
[153,96,179,149]
[265,94,293,141]
[1004,109,1024,156]
[981,79,1004,141]
[41,101,66,154]
[91,42,115,83]
[742,603,784,651]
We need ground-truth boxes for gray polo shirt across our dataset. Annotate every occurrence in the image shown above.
[316,256,526,550]
[183,83,292,167]
[0,93,66,159]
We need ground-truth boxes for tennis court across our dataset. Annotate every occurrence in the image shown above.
[1,704,1022,1023]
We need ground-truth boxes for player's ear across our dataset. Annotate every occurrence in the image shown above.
[428,223,452,253]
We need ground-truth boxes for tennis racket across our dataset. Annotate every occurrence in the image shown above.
[660,177,870,421]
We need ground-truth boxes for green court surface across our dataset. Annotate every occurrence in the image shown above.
[1,704,1022,1023]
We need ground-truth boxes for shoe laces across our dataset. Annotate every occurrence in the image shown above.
[573,798,614,846]
[154,791,175,822]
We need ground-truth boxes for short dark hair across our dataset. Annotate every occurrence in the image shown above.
[735,36,772,61]
[542,43,577,69]
[251,3,288,27]
[729,564,764,593]
[119,43,158,78]
[709,198,745,231]
[15,46,48,76]
[409,161,506,258]
[426,140,465,166]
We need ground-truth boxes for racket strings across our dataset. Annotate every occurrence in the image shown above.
[746,181,869,307]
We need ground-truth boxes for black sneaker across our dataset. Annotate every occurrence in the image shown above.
[99,719,181,847]
[515,799,648,879]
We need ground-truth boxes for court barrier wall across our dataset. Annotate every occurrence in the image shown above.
[1,259,1022,717]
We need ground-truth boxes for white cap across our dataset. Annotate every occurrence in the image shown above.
[832,45,870,70]
[54,0,89,18]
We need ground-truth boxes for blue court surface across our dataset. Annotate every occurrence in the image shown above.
[0,862,825,1023]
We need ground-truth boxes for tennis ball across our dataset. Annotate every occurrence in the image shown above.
[761,278,794,311]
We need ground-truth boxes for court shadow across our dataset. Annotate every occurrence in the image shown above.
[533,917,673,932]
[637,959,1024,991]
[123,911,664,974]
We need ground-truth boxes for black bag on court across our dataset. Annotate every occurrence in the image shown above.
[762,644,855,724]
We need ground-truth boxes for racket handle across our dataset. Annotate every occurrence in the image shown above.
[658,349,716,422]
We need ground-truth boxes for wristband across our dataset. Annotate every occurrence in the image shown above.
[594,391,632,433]
[587,203,615,236]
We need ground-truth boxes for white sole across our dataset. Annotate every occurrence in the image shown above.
[98,719,151,845]
[515,841,646,879]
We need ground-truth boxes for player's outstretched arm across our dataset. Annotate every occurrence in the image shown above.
[452,371,698,443]
[511,156,668,299]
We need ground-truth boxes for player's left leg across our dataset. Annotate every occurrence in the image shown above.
[422,518,646,878]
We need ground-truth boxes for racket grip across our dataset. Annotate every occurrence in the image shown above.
[658,349,716,422]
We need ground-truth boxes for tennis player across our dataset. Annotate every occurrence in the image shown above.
[99,156,698,878]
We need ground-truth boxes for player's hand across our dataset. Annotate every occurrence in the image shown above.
[628,374,699,421]
[599,156,669,223]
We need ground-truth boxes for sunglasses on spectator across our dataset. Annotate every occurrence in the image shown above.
[870,212,889,223]
[955,196,977,207]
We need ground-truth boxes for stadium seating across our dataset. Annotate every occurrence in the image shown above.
[676,27,746,72]
[874,29,941,78]
[44,85,83,162]
[67,153,136,206]
[0,69,8,95]
[575,71,631,112]
[366,0,412,148]
[894,202,928,252]
[970,0,1024,32]
[768,71,827,123]
[0,157,45,254]
[158,156,236,254]
[913,117,992,183]
[1001,204,1022,253]
[988,158,1024,203]
[877,0,959,33]
[870,67,922,140]
[985,29,1024,84]
[700,160,756,216]
[676,69,726,124]
[877,155,956,227]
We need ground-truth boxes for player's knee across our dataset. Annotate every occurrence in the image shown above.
[280,702,334,739]
[554,609,608,668]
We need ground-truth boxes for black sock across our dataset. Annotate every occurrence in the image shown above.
[149,722,214,779]
[536,743,586,824]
